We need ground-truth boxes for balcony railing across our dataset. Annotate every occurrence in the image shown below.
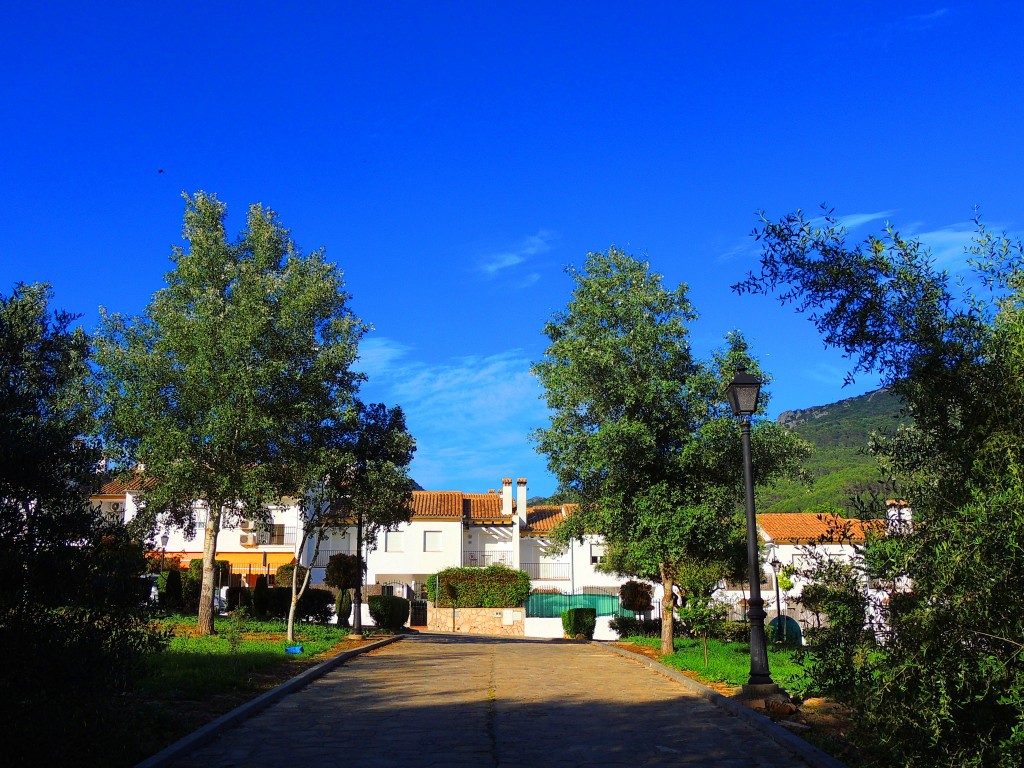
[463,550,513,568]
[521,562,570,581]
[254,527,297,546]
[309,548,355,567]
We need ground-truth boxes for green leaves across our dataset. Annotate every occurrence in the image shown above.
[534,246,807,654]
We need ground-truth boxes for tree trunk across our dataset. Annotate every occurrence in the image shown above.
[353,509,363,637]
[660,563,675,655]
[197,504,223,636]
[287,563,312,643]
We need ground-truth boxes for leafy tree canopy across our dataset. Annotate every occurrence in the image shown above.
[95,192,367,634]
[0,283,159,764]
[738,209,1024,767]
[533,247,807,653]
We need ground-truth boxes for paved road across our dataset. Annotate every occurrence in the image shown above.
[169,635,813,767]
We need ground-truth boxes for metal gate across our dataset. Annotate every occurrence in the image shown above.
[409,599,428,626]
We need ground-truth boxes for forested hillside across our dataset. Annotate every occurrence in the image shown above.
[758,388,907,515]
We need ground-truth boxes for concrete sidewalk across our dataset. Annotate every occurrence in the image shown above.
[164,634,827,767]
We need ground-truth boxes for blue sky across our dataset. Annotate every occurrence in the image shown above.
[3,3,1022,496]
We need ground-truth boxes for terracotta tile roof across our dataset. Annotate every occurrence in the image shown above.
[93,474,156,496]
[410,491,464,518]
[758,513,883,544]
[523,505,566,533]
[465,492,506,520]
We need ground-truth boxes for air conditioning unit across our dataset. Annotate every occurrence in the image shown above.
[239,533,258,547]
[239,519,255,531]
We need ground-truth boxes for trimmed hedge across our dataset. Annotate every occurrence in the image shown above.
[275,562,310,588]
[426,566,530,608]
[608,615,688,639]
[368,595,410,631]
[562,608,597,640]
[619,580,654,613]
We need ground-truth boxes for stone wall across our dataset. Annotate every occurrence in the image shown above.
[425,603,525,636]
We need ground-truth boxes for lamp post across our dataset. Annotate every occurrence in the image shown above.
[159,533,170,574]
[726,367,777,695]
[770,556,785,645]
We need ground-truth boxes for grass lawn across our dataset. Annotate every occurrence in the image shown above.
[141,614,352,698]
[119,614,361,766]
[623,635,811,696]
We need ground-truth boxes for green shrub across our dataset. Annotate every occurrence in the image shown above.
[335,589,352,628]
[609,615,688,639]
[162,568,183,609]
[225,585,250,610]
[275,562,309,588]
[562,607,597,639]
[251,575,269,618]
[324,553,364,591]
[181,559,229,613]
[716,620,751,643]
[426,566,530,608]
[619,580,654,613]
[266,587,334,624]
[368,595,410,631]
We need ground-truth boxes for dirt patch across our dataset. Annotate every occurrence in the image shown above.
[612,642,855,763]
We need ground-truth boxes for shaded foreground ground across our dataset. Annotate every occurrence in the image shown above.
[166,634,821,767]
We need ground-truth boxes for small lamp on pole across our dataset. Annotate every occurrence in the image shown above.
[725,366,777,695]
[769,556,784,645]
[159,533,170,574]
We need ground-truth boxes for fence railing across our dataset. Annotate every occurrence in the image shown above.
[462,550,513,567]
[521,562,570,580]
[308,548,354,567]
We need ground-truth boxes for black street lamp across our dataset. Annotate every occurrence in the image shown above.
[726,367,777,695]
[769,556,785,645]
[159,532,170,574]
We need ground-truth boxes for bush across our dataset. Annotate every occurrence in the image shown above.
[335,589,352,628]
[180,559,229,613]
[324,553,364,591]
[275,562,309,588]
[368,595,410,631]
[251,575,269,618]
[426,566,530,608]
[161,568,183,609]
[562,607,597,639]
[716,620,751,643]
[609,615,688,639]
[619,580,654,613]
[266,587,334,624]
[225,585,250,611]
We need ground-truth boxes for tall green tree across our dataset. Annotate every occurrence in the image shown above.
[737,209,1024,767]
[0,283,159,765]
[533,247,807,654]
[96,192,366,635]
[327,401,416,637]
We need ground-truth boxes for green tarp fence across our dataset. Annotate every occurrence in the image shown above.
[526,592,621,618]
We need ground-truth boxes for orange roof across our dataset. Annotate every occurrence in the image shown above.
[465,492,507,520]
[93,473,156,497]
[523,505,566,533]
[758,513,883,544]
[410,490,467,519]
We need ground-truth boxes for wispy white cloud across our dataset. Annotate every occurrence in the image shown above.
[479,230,557,276]
[836,210,897,230]
[356,339,556,495]
[802,361,850,386]
[905,223,978,266]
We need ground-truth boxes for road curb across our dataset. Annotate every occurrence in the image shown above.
[595,642,848,768]
[135,634,403,768]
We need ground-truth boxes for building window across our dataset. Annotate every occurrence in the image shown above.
[385,531,404,552]
[590,543,606,565]
[424,530,442,552]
